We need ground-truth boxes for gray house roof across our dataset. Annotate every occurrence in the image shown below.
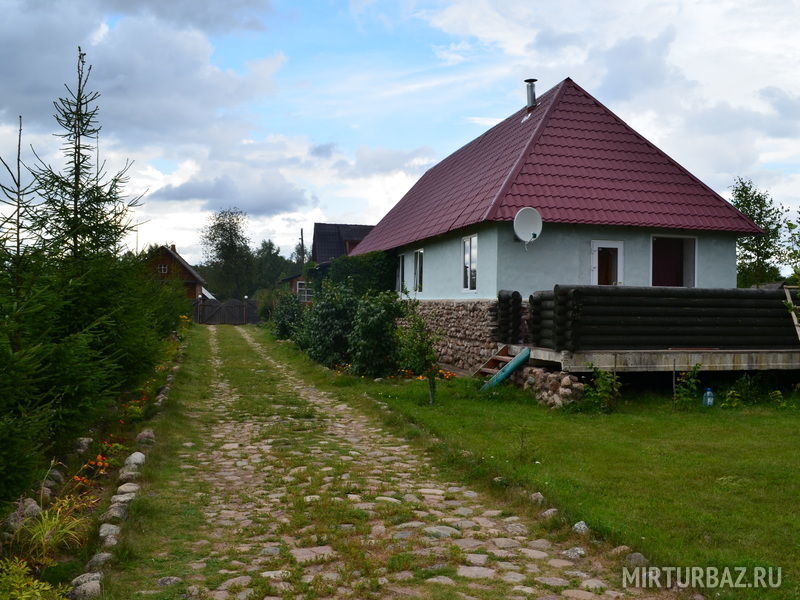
[311,223,374,264]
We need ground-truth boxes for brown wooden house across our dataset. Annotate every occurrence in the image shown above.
[148,245,214,300]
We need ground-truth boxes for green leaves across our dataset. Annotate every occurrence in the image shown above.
[305,280,358,368]
[674,363,701,411]
[349,291,403,377]
[574,364,621,413]
[730,177,786,287]
[199,208,254,300]
[326,251,396,295]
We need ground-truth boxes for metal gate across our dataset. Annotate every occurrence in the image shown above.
[192,299,258,325]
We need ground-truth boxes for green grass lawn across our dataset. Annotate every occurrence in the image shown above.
[251,326,800,600]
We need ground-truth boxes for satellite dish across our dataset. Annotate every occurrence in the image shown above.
[513,207,543,250]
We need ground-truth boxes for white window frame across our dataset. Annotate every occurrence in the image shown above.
[462,234,478,292]
[590,240,624,285]
[157,263,169,274]
[297,280,313,303]
[397,253,405,292]
[649,234,698,287]
[413,249,424,292]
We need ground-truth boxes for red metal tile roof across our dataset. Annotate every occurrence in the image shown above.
[352,78,760,255]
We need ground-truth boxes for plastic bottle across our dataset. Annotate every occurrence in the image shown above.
[703,387,714,407]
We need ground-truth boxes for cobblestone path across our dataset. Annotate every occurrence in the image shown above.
[125,325,675,600]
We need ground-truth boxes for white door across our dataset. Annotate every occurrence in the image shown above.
[591,240,624,285]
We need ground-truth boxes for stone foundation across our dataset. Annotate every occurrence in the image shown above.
[416,300,498,371]
[519,367,584,408]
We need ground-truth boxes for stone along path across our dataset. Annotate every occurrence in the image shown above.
[124,325,677,600]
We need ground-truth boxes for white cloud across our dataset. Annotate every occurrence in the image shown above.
[433,41,472,65]
[465,116,502,127]
[419,0,800,205]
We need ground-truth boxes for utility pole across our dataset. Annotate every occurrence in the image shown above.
[300,228,305,271]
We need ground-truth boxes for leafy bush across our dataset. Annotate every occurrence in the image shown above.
[349,291,403,377]
[305,280,357,368]
[0,558,69,600]
[289,305,314,351]
[271,289,304,339]
[574,365,620,413]
[720,388,742,409]
[326,251,395,295]
[674,363,702,410]
[252,287,281,321]
[396,299,441,403]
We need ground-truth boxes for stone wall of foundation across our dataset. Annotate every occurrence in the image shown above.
[415,300,499,372]
[513,366,585,408]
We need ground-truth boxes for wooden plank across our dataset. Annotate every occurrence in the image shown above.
[784,287,800,342]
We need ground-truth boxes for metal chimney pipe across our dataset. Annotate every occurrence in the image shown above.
[525,78,538,109]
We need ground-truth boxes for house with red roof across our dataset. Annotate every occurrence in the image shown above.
[351,78,760,300]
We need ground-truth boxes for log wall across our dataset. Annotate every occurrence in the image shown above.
[529,285,800,351]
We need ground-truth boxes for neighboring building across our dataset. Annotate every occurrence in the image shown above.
[311,223,374,264]
[280,223,374,303]
[149,245,214,300]
[351,78,761,300]
[281,272,313,304]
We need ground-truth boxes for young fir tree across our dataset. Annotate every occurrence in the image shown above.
[33,48,138,259]
[0,117,53,499]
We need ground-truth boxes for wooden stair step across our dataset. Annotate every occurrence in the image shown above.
[479,367,500,375]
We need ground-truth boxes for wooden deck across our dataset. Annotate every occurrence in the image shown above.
[507,344,800,373]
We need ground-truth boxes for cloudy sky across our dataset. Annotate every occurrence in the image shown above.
[1,0,799,263]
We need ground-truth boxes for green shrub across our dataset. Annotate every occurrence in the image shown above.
[349,291,403,377]
[674,364,702,410]
[724,372,770,406]
[720,388,742,409]
[252,287,280,321]
[574,365,620,413]
[289,305,313,351]
[326,251,395,295]
[306,280,357,368]
[272,289,304,339]
[0,558,69,599]
[396,299,440,403]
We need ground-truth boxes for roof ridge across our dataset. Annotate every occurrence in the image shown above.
[314,222,373,227]
[164,245,206,284]
[561,79,762,235]
[481,79,572,223]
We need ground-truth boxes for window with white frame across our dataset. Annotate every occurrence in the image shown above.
[397,254,405,292]
[297,280,313,303]
[413,249,424,292]
[462,234,477,291]
[157,263,169,274]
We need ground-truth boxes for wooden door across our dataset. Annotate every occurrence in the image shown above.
[652,237,684,286]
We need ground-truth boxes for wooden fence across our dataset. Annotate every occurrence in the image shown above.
[528,285,800,351]
[192,299,259,325]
